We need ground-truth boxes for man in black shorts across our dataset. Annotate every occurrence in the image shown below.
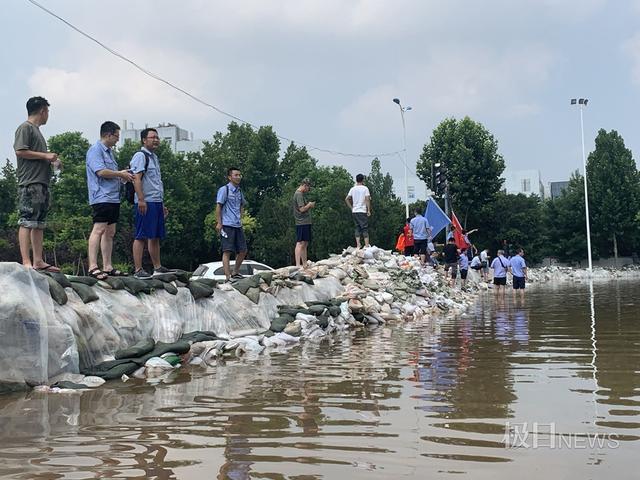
[442,237,459,287]
[216,167,248,281]
[85,121,134,279]
[292,178,315,268]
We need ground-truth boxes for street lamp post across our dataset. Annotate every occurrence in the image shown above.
[571,98,593,273]
[393,98,412,218]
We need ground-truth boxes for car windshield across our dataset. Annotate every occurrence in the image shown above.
[192,265,208,276]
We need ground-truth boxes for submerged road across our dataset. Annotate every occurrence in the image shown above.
[0,281,638,479]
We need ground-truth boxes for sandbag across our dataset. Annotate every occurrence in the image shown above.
[120,277,152,295]
[191,278,217,288]
[103,277,126,290]
[163,282,178,295]
[181,331,218,343]
[152,272,178,283]
[257,271,273,286]
[50,380,89,390]
[232,276,261,295]
[245,287,261,304]
[43,271,72,288]
[81,359,139,380]
[317,314,330,329]
[328,305,341,317]
[44,275,67,305]
[307,305,327,316]
[70,282,99,304]
[172,269,191,283]
[67,275,98,286]
[187,281,214,299]
[269,316,289,333]
[115,338,155,360]
[147,278,166,290]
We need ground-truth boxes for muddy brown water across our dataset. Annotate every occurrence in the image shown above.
[0,281,638,479]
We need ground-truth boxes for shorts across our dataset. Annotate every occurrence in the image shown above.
[134,201,166,240]
[414,239,428,255]
[460,268,468,280]
[17,183,50,229]
[494,277,507,286]
[296,224,312,243]
[221,226,247,253]
[404,245,415,256]
[91,202,120,224]
[513,275,526,289]
[352,212,369,236]
[445,262,458,278]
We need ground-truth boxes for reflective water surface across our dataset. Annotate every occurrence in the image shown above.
[1,281,639,479]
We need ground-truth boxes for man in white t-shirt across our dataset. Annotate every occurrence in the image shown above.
[345,173,371,248]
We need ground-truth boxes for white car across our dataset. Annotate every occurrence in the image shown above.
[191,260,274,281]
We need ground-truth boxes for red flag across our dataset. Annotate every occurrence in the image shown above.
[451,211,470,251]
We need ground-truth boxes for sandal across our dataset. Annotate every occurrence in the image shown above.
[35,263,61,273]
[105,268,128,277]
[88,268,108,281]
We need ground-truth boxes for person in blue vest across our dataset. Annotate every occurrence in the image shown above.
[216,167,247,282]
[509,248,528,299]
[85,121,133,280]
[131,127,170,278]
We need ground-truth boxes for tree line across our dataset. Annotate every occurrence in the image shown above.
[0,119,638,271]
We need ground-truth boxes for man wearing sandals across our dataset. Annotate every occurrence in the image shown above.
[85,121,134,280]
[14,96,61,273]
[131,128,170,278]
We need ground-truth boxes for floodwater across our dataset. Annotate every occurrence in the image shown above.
[0,281,639,479]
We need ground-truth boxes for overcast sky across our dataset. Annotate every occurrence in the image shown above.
[3,0,640,188]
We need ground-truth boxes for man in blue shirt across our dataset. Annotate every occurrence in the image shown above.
[86,121,133,280]
[490,249,510,297]
[409,208,432,265]
[131,128,169,278]
[509,248,528,299]
[216,167,247,281]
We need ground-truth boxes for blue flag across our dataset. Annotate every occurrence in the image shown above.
[424,197,450,240]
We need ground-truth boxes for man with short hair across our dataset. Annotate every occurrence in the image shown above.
[14,96,61,272]
[131,128,169,278]
[410,208,432,264]
[216,167,247,281]
[293,178,315,268]
[509,248,528,299]
[85,121,133,280]
[345,174,371,249]
[491,249,510,296]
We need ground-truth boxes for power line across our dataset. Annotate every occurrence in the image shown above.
[25,0,405,159]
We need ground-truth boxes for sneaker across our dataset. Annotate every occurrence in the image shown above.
[134,269,152,279]
[231,273,244,279]
[153,266,171,275]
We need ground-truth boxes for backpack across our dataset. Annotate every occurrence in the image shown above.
[124,151,151,204]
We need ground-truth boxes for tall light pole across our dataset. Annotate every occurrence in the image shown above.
[571,98,593,273]
[393,98,412,218]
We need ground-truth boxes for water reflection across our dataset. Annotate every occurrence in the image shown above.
[0,282,638,478]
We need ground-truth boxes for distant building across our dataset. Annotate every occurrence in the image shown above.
[502,169,544,198]
[548,181,570,200]
[120,120,203,154]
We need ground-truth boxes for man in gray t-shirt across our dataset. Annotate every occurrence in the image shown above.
[13,96,61,272]
[293,178,315,268]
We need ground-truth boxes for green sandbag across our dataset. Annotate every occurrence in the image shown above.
[138,340,191,364]
[161,354,181,366]
[172,269,191,283]
[306,300,331,307]
[81,359,139,380]
[353,312,365,323]
[115,338,155,360]
[187,281,214,299]
[152,272,178,283]
[317,314,330,329]
[175,280,188,288]
[291,272,314,285]
[328,305,341,317]
[50,380,88,390]
[43,271,72,288]
[232,276,260,295]
[245,287,261,304]
[270,316,289,332]
[181,331,218,343]
[70,282,99,303]
[308,305,327,316]
[163,282,178,295]
[263,329,275,338]
[278,307,310,317]
[67,275,98,286]
[121,277,152,295]
[44,274,68,305]
[147,278,166,290]
[257,271,273,286]
[191,278,217,288]
[104,277,126,290]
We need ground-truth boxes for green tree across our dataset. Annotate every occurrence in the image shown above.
[586,129,640,259]
[416,117,505,227]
